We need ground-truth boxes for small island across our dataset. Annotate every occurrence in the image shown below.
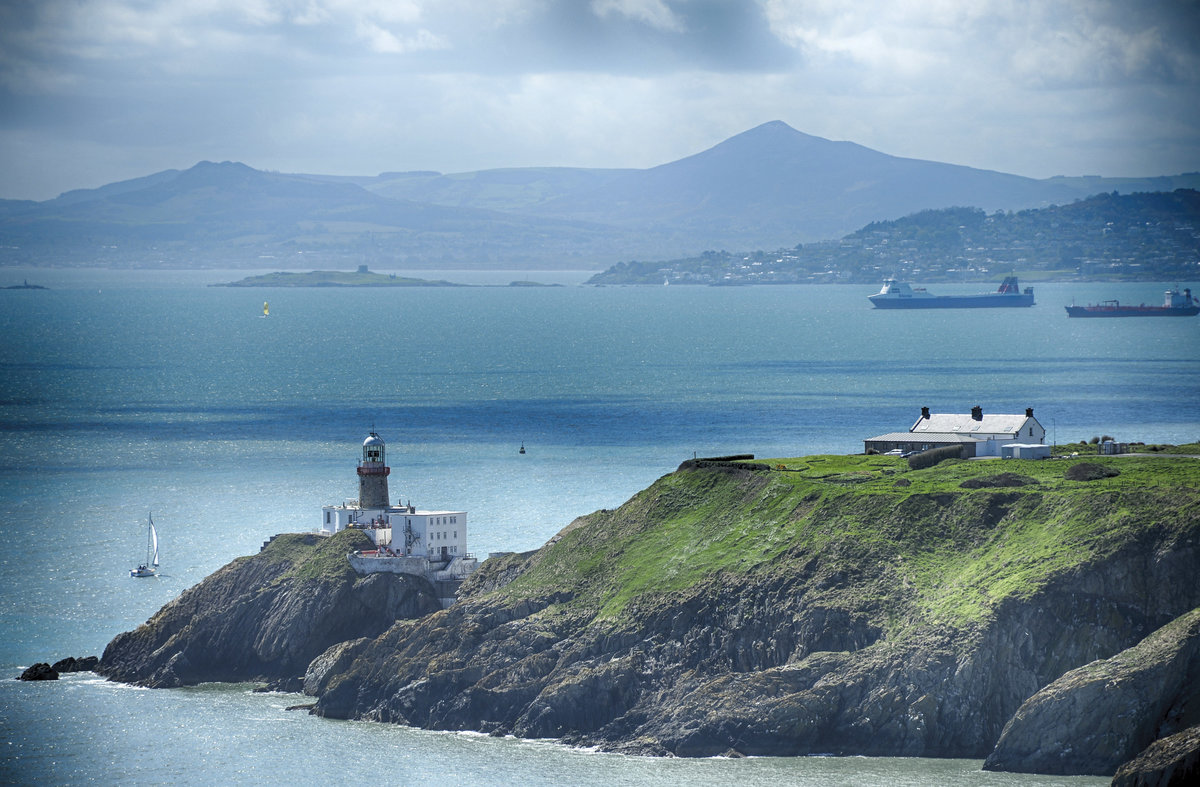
[214,265,468,288]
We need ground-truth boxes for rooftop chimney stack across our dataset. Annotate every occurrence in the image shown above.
[1026,407,1034,418]
[971,405,983,421]
[921,406,930,419]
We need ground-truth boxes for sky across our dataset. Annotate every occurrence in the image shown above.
[1,0,1199,201]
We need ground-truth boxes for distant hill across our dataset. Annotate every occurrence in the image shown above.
[3,122,1198,270]
[523,121,1085,249]
[588,190,1200,284]
[0,161,621,269]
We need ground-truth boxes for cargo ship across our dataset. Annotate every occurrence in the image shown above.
[868,276,1035,309]
[1064,286,1199,317]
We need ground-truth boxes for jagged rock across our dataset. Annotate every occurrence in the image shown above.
[303,637,371,697]
[51,656,99,673]
[1112,725,1200,787]
[984,607,1200,776]
[97,530,442,688]
[19,663,58,681]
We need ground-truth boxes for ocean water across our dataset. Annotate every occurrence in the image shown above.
[4,268,1196,785]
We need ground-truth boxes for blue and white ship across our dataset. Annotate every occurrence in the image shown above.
[869,276,1035,309]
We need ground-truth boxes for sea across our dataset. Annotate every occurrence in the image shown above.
[4,266,1197,785]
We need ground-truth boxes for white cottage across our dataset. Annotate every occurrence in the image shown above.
[865,406,1046,457]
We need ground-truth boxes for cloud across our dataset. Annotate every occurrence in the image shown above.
[762,0,1200,89]
[353,22,448,54]
[591,0,686,32]
[0,0,1198,200]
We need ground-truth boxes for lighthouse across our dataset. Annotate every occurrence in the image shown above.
[319,430,478,606]
[357,431,391,509]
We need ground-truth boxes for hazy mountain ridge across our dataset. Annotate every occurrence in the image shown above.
[3,122,1198,270]
[588,189,1200,284]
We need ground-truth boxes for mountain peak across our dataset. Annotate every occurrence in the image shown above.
[721,120,830,148]
[178,160,259,185]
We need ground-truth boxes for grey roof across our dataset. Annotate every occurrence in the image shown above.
[911,413,1036,436]
[865,432,982,443]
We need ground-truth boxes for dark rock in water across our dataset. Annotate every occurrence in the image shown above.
[1112,725,1200,787]
[19,663,58,681]
[97,530,442,688]
[983,607,1200,776]
[52,656,99,673]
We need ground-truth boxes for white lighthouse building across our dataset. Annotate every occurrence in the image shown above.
[320,432,477,605]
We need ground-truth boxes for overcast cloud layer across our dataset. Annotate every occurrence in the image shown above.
[1,0,1198,200]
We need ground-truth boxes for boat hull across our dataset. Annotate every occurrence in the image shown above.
[1065,305,1200,317]
[870,294,1035,309]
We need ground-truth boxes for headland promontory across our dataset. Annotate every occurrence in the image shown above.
[94,452,1200,780]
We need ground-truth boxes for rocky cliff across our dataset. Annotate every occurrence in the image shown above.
[98,530,442,690]
[984,606,1200,775]
[98,455,1200,776]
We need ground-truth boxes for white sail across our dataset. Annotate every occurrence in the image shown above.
[131,513,159,577]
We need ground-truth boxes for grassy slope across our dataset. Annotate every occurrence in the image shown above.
[496,455,1200,638]
[250,529,373,582]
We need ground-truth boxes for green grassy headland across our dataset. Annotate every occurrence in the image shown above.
[493,454,1199,638]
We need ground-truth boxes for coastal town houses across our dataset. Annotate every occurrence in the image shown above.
[864,406,1046,458]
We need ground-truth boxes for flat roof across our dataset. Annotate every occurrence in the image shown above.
[322,503,466,515]
[865,432,982,443]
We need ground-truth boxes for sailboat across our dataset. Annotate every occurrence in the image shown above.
[130,513,159,578]
[262,301,269,318]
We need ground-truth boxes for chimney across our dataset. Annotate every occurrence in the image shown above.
[971,405,983,421]
[921,406,930,419]
[1025,407,1034,418]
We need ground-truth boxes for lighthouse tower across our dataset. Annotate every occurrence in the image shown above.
[357,432,391,509]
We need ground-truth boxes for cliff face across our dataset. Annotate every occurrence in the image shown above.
[98,530,442,689]
[309,457,1200,766]
[984,606,1200,775]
